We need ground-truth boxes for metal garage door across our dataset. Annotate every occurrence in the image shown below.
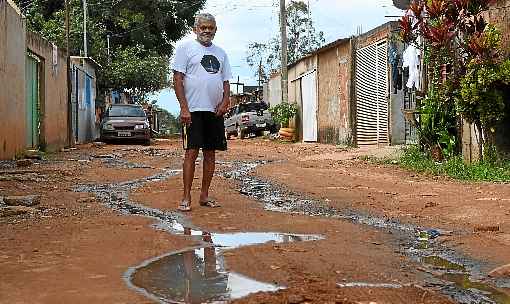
[355,40,389,146]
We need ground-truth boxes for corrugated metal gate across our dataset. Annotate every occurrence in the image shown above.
[25,53,40,148]
[355,40,389,146]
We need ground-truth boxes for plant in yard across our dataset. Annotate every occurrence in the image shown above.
[269,102,298,128]
[457,26,510,161]
[397,145,510,182]
[399,0,506,161]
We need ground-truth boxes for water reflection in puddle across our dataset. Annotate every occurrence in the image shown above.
[127,224,323,304]
[422,256,510,304]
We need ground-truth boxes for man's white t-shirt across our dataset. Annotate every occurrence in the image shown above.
[172,39,232,112]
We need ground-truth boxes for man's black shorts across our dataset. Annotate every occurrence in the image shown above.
[182,111,227,151]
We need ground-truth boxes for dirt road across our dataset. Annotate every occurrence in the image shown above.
[1,138,508,304]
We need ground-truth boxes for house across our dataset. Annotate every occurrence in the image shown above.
[70,56,100,144]
[1,0,71,159]
[267,21,410,147]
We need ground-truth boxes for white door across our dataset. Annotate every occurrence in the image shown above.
[301,71,318,142]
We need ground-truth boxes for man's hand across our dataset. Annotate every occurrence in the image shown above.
[180,109,192,125]
[215,100,229,117]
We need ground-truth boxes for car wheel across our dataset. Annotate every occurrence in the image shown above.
[237,125,245,139]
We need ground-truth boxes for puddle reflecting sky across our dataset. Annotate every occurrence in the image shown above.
[128,224,323,304]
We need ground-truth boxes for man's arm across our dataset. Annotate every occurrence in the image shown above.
[215,81,230,116]
[173,71,191,125]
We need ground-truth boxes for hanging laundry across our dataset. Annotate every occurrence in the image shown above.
[388,43,400,93]
[402,44,420,90]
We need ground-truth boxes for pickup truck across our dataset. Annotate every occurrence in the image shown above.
[224,102,277,139]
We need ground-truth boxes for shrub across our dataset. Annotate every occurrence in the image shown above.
[269,102,298,127]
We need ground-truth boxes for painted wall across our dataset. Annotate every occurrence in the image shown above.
[71,57,98,143]
[317,42,352,145]
[0,0,26,159]
[26,32,69,152]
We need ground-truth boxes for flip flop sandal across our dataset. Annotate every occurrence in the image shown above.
[199,200,221,208]
[178,200,192,212]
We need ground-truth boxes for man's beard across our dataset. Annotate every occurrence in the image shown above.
[197,33,214,44]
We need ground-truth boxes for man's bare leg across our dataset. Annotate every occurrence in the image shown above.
[200,150,215,202]
[182,149,199,204]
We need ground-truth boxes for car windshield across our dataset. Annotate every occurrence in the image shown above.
[108,106,146,117]
[239,103,267,113]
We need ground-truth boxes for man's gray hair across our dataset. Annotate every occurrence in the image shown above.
[194,13,216,27]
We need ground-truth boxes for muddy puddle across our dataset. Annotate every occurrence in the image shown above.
[75,160,510,304]
[75,165,323,303]
[220,161,510,304]
[126,223,323,304]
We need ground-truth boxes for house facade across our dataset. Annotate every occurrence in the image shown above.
[0,0,99,160]
[70,57,99,144]
[267,21,408,147]
[1,0,73,159]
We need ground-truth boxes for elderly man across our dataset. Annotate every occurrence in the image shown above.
[172,13,232,212]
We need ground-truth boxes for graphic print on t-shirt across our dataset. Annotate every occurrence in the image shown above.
[201,55,220,74]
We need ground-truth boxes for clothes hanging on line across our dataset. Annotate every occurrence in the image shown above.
[402,44,420,90]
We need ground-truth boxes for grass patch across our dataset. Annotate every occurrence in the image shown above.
[395,145,510,182]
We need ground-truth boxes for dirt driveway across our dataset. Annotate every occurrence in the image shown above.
[0,138,508,304]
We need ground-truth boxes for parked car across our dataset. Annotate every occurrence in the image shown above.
[224,102,277,139]
[100,104,150,145]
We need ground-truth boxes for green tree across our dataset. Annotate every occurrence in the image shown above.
[15,0,206,100]
[157,107,180,136]
[246,0,324,79]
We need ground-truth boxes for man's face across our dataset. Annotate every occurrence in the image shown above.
[194,19,217,45]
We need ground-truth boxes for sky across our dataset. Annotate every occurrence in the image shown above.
[153,0,403,115]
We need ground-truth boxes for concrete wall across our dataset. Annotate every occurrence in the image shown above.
[26,32,69,152]
[462,120,482,163]
[389,41,407,145]
[317,42,353,145]
[0,0,26,159]
[267,73,282,108]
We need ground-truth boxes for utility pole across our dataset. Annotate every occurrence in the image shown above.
[279,0,288,103]
[258,60,263,89]
[83,0,88,57]
[107,34,111,63]
[65,0,74,147]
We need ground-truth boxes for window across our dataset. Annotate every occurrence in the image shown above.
[108,106,146,117]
